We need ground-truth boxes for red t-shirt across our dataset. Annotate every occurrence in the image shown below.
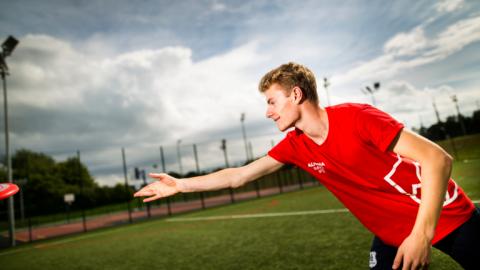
[268,103,475,246]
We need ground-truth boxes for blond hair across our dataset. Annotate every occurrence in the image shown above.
[258,62,318,104]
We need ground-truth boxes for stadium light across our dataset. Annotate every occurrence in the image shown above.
[1,35,19,247]
[451,95,466,135]
[323,77,331,106]
[176,139,183,175]
[361,82,380,106]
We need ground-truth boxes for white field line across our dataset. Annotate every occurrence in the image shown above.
[167,199,480,222]
[166,208,350,222]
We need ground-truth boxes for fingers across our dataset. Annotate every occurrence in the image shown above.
[143,194,161,203]
[401,260,411,270]
[133,184,159,197]
[134,188,162,202]
[133,189,153,197]
[392,251,429,270]
[149,173,166,179]
[393,249,403,270]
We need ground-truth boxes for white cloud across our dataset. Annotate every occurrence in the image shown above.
[332,15,480,94]
[427,16,480,59]
[384,27,428,56]
[377,81,429,113]
[211,1,227,12]
[435,0,464,13]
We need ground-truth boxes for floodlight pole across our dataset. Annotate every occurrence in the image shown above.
[433,98,458,159]
[1,35,19,247]
[220,139,229,168]
[323,77,331,106]
[176,139,183,175]
[451,95,466,135]
[362,82,380,107]
[220,139,235,203]
[2,69,15,247]
[240,113,249,162]
[432,98,441,124]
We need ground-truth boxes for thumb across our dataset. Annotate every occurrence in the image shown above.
[160,177,176,186]
[392,249,403,269]
[149,173,176,186]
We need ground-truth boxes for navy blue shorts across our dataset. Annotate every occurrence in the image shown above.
[369,207,480,269]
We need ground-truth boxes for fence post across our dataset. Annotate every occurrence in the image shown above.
[141,170,151,218]
[122,148,133,223]
[221,139,235,203]
[77,150,87,232]
[276,171,283,193]
[160,146,172,216]
[28,217,32,242]
[296,167,304,189]
[193,144,206,209]
[249,142,261,198]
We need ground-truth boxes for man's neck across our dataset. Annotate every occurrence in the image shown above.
[294,102,329,145]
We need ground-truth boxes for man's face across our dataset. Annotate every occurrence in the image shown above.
[264,83,300,132]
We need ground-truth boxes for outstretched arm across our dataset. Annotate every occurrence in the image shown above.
[134,155,283,202]
[389,129,453,270]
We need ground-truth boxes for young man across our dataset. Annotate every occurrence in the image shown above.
[134,63,478,269]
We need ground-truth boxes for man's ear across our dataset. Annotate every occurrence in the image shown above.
[291,86,304,104]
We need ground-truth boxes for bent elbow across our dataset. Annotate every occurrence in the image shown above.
[435,150,453,179]
[443,152,453,169]
[445,152,453,165]
[438,147,453,166]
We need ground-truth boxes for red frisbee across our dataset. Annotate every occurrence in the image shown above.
[0,183,19,200]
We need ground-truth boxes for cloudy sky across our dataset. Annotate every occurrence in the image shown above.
[1,0,479,186]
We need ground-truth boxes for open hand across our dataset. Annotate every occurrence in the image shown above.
[133,173,180,202]
[393,232,431,270]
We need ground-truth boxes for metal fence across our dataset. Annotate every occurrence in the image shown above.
[1,166,319,248]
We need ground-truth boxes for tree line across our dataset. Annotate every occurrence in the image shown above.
[414,109,480,141]
[0,149,134,217]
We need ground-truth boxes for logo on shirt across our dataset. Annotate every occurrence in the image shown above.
[308,162,326,174]
[384,154,459,206]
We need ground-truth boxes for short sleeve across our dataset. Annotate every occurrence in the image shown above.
[267,132,295,164]
[355,104,404,152]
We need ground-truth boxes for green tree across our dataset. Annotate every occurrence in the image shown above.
[56,157,98,208]
[11,149,65,215]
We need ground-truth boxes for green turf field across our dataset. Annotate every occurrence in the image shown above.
[1,154,478,270]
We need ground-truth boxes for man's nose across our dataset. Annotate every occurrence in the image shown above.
[266,108,273,118]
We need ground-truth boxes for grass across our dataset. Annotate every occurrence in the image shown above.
[1,134,478,269]
[436,133,480,161]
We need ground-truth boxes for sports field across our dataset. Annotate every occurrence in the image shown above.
[1,154,478,270]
